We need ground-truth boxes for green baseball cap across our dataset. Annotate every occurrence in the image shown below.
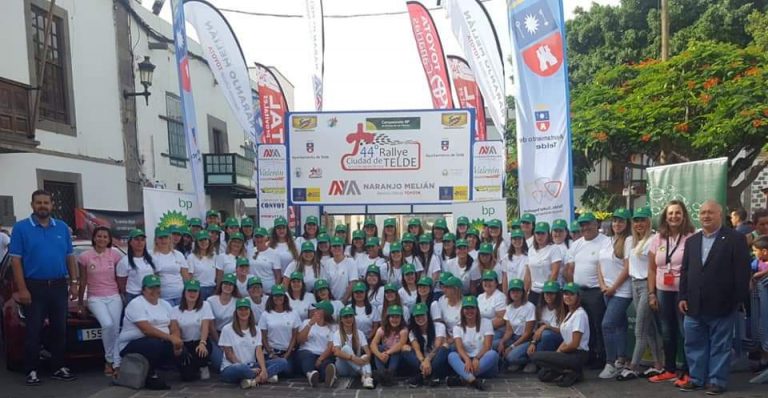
[128,229,146,239]
[383,218,396,228]
[552,219,568,231]
[352,230,365,240]
[366,264,381,275]
[418,235,431,244]
[195,231,210,241]
[387,305,403,316]
[443,233,456,242]
[365,237,380,247]
[330,236,344,246]
[183,279,201,291]
[384,282,398,292]
[222,273,237,285]
[317,233,330,244]
[363,217,376,227]
[542,280,561,293]
[466,228,479,237]
[247,277,263,288]
[300,241,315,252]
[562,282,581,294]
[335,224,348,232]
[481,270,498,281]
[169,225,182,235]
[521,213,536,224]
[633,207,652,219]
[305,216,319,225]
[229,232,245,241]
[612,208,631,220]
[438,272,452,285]
[412,302,428,316]
[188,218,203,227]
[389,241,402,252]
[236,297,251,309]
[401,232,415,243]
[313,300,334,315]
[408,218,422,227]
[433,218,448,230]
[569,221,582,233]
[534,222,550,234]
[402,263,416,274]
[508,278,524,291]
[179,226,192,236]
[314,278,330,291]
[577,213,596,223]
[423,232,433,241]
[155,226,170,238]
[206,210,220,218]
[511,219,522,229]
[417,276,433,286]
[254,227,268,237]
[240,217,254,227]
[352,281,367,293]
[444,276,463,289]
[461,295,478,308]
[319,226,327,235]
[289,271,304,281]
[142,274,161,288]
[271,284,286,295]
[273,216,288,227]
[224,217,240,228]
[455,238,468,248]
[207,224,222,233]
[340,306,355,317]
[236,257,249,267]
[456,216,470,226]
[487,219,502,229]
[510,229,524,239]
[478,242,493,254]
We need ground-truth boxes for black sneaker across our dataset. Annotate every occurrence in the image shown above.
[51,367,76,382]
[705,385,725,395]
[557,371,583,387]
[26,371,41,386]
[471,379,487,391]
[408,374,423,388]
[538,368,562,383]
[145,375,171,390]
[445,375,463,387]
[427,377,441,387]
[678,381,704,392]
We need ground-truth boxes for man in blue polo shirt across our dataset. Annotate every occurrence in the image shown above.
[9,190,78,385]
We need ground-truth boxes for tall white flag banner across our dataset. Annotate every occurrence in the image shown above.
[508,0,574,223]
[305,0,325,111]
[143,188,202,249]
[447,0,506,132]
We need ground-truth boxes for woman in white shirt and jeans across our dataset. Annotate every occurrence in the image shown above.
[446,295,499,390]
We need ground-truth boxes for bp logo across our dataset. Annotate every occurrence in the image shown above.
[158,210,188,230]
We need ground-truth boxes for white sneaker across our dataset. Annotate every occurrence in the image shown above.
[523,363,538,373]
[307,370,320,387]
[362,375,374,389]
[324,363,337,387]
[240,378,256,389]
[268,374,278,383]
[599,363,619,379]
[199,367,210,380]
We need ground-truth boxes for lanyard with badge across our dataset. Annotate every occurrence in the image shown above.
[663,234,682,286]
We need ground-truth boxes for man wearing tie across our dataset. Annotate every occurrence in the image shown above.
[678,201,751,395]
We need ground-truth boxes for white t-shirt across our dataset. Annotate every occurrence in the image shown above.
[560,307,590,351]
[249,248,281,291]
[248,296,266,323]
[116,255,155,295]
[283,261,323,292]
[503,254,528,282]
[404,255,425,273]
[452,318,493,357]
[299,319,334,355]
[526,245,563,293]
[408,322,447,346]
[183,254,217,287]
[433,241,444,257]
[218,322,262,371]
[294,236,317,251]
[540,307,560,327]
[431,296,462,336]
[553,243,569,284]
[215,253,238,275]
[625,235,654,280]
[273,242,296,271]
[322,257,357,300]
[444,257,474,294]
[288,292,316,321]
[171,301,214,341]
[258,310,301,351]
[332,328,369,354]
[354,305,375,337]
[152,250,186,300]
[117,296,173,353]
[477,290,507,321]
[0,232,10,258]
[398,286,418,310]
[503,302,536,336]
[567,234,610,288]
[469,263,503,284]
[598,238,631,298]
[367,286,385,308]
[355,256,386,279]
[206,295,236,331]
[380,262,404,288]
[236,277,250,299]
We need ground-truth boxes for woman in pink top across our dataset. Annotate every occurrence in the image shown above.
[646,200,695,386]
[77,226,123,376]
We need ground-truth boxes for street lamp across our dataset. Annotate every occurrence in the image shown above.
[123,56,155,105]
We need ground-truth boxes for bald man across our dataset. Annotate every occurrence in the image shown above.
[677,200,751,395]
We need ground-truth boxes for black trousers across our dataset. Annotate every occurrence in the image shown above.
[531,350,589,373]
[580,287,606,362]
[24,279,68,373]
[120,337,176,375]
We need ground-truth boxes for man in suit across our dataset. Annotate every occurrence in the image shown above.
[678,200,751,395]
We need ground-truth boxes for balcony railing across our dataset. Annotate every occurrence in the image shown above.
[203,153,256,197]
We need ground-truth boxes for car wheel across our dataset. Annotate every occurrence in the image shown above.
[2,307,23,372]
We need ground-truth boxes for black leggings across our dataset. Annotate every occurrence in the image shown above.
[531,350,589,373]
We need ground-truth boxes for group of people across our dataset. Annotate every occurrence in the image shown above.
[6,189,768,395]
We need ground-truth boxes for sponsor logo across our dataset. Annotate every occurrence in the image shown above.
[441,113,468,128]
[294,167,302,178]
[328,180,361,196]
[526,178,563,204]
[261,187,286,195]
[475,186,502,192]
[260,148,282,158]
[454,186,469,201]
[293,188,306,201]
[327,117,338,127]
[341,123,420,171]
[512,0,563,77]
[478,145,498,155]
[441,139,450,151]
[308,167,322,178]
[260,202,285,209]
[307,188,321,202]
[306,141,314,153]
[439,186,453,200]
[534,110,550,132]
[292,116,318,130]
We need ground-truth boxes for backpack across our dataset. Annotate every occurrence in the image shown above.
[114,353,149,389]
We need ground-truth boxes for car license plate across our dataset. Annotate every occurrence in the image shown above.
[78,328,102,341]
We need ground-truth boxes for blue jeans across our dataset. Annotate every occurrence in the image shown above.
[402,347,449,379]
[491,327,505,350]
[602,295,631,362]
[505,329,562,366]
[658,290,687,372]
[447,350,499,381]
[220,359,290,383]
[684,312,737,388]
[335,345,372,377]
[374,344,402,371]
[757,278,768,351]
[209,336,223,372]
[23,280,68,373]
[292,349,333,378]
[200,286,216,301]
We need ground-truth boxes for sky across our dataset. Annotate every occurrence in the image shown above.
[148,0,620,112]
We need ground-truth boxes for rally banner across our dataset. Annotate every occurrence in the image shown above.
[473,141,504,200]
[508,0,574,223]
[170,0,206,218]
[448,55,486,140]
[406,1,453,109]
[257,144,288,228]
[646,158,728,228]
[287,110,475,205]
[254,63,289,144]
[305,0,325,111]
[447,0,506,132]
[143,188,203,247]
[74,208,144,243]
[184,0,256,143]
[452,199,507,237]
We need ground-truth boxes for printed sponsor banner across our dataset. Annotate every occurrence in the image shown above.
[74,208,144,243]
[254,63,289,144]
[305,0,325,111]
[448,55,487,141]
[170,0,206,219]
[447,0,506,132]
[257,144,288,228]
[472,141,504,201]
[452,199,507,237]
[508,0,573,223]
[646,158,727,229]
[406,1,454,109]
[287,110,474,205]
[143,188,202,248]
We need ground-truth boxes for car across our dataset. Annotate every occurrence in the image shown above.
[0,241,126,371]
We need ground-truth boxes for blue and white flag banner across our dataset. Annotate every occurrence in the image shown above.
[507,0,574,223]
[171,0,206,218]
